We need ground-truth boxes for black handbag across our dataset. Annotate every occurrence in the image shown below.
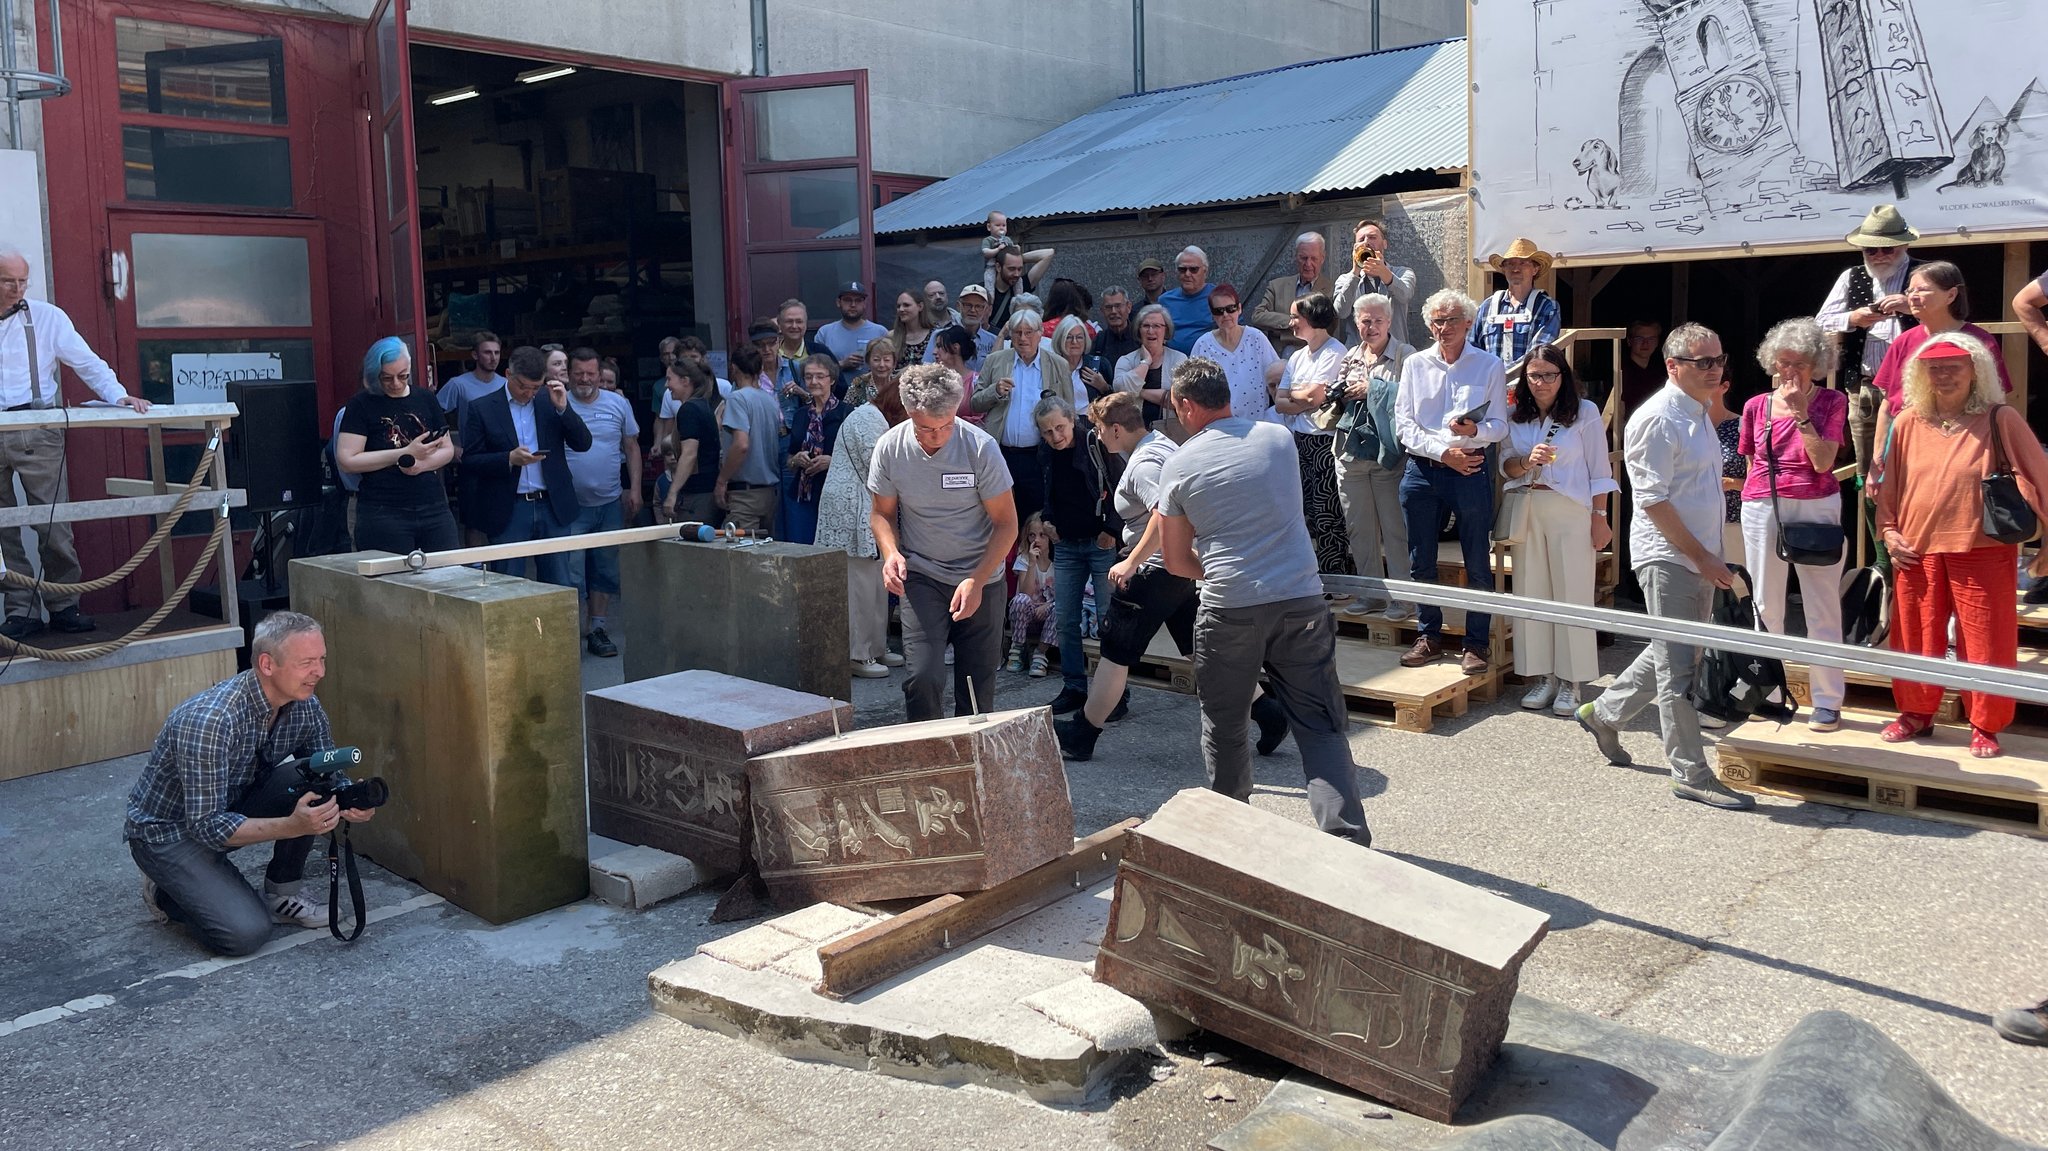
[1766,420,1845,566]
[1982,405,2040,545]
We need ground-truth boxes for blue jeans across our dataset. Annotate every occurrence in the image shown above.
[1053,538,1116,693]
[1400,456,1493,652]
[489,496,573,586]
[566,499,624,598]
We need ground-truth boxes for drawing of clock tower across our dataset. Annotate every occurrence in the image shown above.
[1642,0,1803,213]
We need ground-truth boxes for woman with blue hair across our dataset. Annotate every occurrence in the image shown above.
[335,336,459,554]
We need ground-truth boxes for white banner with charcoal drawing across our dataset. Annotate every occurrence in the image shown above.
[1470,0,2048,261]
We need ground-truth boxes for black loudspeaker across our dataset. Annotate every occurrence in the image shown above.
[226,378,323,513]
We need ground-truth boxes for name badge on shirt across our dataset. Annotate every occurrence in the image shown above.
[941,472,975,490]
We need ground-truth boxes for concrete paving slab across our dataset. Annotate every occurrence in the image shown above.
[698,922,812,971]
[650,882,1148,1103]
[589,844,703,909]
[1022,975,1160,1051]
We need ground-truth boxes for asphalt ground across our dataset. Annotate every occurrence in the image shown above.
[2,633,2044,1150]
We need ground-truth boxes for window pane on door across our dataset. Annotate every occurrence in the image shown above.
[375,2,401,114]
[123,126,292,208]
[132,233,312,328]
[116,18,286,124]
[743,86,854,161]
[746,249,859,323]
[744,168,859,242]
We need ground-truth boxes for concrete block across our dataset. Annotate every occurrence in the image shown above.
[619,539,849,701]
[1095,788,1550,1123]
[291,556,587,925]
[585,671,853,873]
[1020,976,1159,1052]
[588,845,702,910]
[745,707,1074,907]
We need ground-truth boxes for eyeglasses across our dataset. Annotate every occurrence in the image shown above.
[0,278,27,289]
[1671,354,1730,370]
[1209,304,1239,316]
[1425,315,1463,328]
[1524,370,1563,383]
[1175,265,1202,274]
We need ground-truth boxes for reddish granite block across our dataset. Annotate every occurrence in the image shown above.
[1095,788,1549,1122]
[586,671,854,874]
[745,707,1073,906]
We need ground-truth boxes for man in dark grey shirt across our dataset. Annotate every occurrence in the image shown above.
[1156,358,1370,844]
[869,363,1018,721]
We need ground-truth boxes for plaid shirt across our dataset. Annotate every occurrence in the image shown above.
[123,671,334,850]
[1471,289,1560,367]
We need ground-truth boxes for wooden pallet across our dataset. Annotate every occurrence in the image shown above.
[1432,540,1621,592]
[1082,631,1498,733]
[1715,716,2048,838]
[1335,606,1513,669]
[2019,596,2048,637]
[1783,661,1963,723]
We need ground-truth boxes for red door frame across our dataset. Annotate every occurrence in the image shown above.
[722,70,873,346]
[364,0,426,367]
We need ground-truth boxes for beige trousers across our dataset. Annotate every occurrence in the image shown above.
[1510,489,1601,684]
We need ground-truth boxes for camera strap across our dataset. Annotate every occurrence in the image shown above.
[326,824,367,942]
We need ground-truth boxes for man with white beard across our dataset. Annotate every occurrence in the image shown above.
[1816,205,1917,480]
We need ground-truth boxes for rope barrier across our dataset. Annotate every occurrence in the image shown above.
[0,434,221,596]
[0,505,229,663]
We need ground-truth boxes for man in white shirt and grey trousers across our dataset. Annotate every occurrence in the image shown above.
[1575,322,1752,810]
[0,245,152,642]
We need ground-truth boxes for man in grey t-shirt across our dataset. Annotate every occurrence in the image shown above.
[715,382,784,533]
[869,364,1017,721]
[1157,358,1370,844]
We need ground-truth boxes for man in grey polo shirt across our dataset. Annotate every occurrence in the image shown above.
[870,363,1018,721]
[715,376,784,533]
[1156,358,1371,844]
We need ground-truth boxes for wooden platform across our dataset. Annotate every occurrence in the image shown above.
[1083,631,1498,733]
[1335,605,1511,667]
[1432,540,1621,592]
[1715,716,2048,838]
[1783,660,1962,723]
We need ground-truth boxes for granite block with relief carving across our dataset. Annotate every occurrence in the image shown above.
[745,707,1072,907]
[1095,788,1548,1123]
[586,672,855,874]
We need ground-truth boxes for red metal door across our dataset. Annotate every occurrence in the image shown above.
[722,70,873,345]
[363,0,426,369]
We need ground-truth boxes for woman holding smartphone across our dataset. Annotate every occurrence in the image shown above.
[336,336,460,554]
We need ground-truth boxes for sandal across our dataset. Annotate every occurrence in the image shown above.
[1970,726,2002,759]
[1880,713,1935,743]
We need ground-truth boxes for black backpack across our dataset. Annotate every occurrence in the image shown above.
[1691,565,1796,724]
[1840,566,1890,648]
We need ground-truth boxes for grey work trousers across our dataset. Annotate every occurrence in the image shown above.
[0,427,83,617]
[899,569,1004,722]
[1191,594,1369,841]
[1336,453,1410,612]
[1590,560,1712,783]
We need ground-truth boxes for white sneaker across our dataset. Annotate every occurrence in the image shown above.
[1551,682,1579,717]
[266,883,327,929]
[1697,710,1728,730]
[1520,676,1559,710]
[881,651,906,667]
[852,659,889,678]
[944,646,955,666]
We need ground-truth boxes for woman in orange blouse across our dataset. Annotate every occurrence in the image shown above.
[1875,334,2048,757]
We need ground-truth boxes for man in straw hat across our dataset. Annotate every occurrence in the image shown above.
[1816,204,1918,481]
[1473,237,1561,371]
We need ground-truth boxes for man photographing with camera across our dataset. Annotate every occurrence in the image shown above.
[125,612,379,955]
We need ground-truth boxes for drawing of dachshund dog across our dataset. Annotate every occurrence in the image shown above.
[1941,118,2010,192]
[1572,138,1622,208]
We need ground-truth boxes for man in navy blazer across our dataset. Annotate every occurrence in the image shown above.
[460,345,593,584]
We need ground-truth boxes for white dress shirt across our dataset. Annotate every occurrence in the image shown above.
[1815,259,1911,380]
[1000,351,1045,447]
[508,395,543,494]
[1394,343,1509,460]
[1625,381,1724,572]
[1501,399,1620,511]
[0,299,129,409]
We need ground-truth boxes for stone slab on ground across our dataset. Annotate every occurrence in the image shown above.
[648,882,1151,1103]
[588,845,703,910]
[586,671,854,873]
[745,707,1074,906]
[1097,788,1550,1123]
[1210,995,2045,1150]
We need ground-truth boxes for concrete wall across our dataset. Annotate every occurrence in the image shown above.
[1379,0,1466,48]
[405,0,753,78]
[876,189,1470,338]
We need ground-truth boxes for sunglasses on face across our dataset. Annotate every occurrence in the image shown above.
[1176,266,1202,274]
[1210,303,1239,316]
[1671,354,1729,370]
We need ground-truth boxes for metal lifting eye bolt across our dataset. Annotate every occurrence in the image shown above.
[405,550,427,572]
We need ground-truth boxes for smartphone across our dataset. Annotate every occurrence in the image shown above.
[1455,400,1490,425]
[422,428,449,444]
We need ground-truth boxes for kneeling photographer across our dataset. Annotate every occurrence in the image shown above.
[123,612,384,955]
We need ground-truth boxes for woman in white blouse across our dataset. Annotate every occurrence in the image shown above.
[1500,343,1617,716]
[1270,292,1352,574]
[1113,304,1189,441]
[1187,283,1279,422]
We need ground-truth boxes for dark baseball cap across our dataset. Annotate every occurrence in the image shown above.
[1137,258,1164,273]
[837,281,868,297]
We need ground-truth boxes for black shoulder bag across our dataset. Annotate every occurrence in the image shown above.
[1767,418,1846,566]
[1981,404,2040,545]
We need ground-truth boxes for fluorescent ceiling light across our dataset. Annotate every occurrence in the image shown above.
[516,65,576,84]
[429,86,479,106]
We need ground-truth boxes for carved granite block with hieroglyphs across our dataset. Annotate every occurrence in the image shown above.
[745,707,1072,906]
[1095,788,1549,1122]
[585,672,853,874]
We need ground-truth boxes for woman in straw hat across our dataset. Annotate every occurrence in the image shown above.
[1473,238,1561,370]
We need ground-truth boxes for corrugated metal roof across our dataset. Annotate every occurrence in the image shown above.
[869,39,1467,236]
